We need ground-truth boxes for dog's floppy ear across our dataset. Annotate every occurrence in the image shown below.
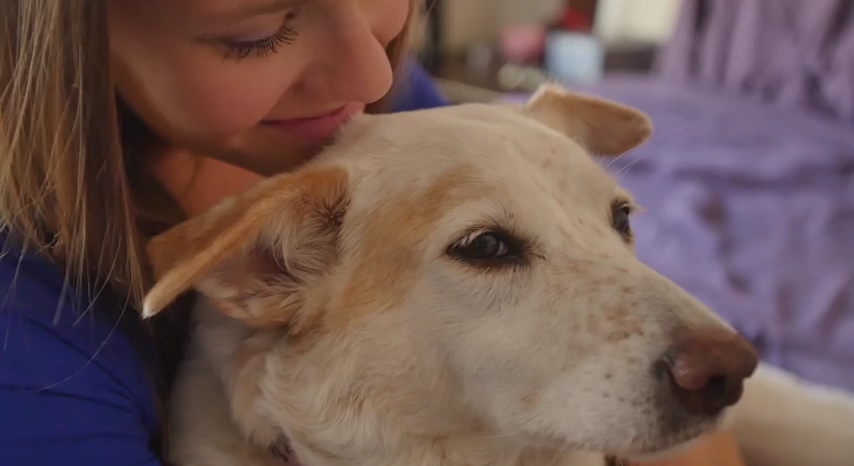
[521,83,652,156]
[142,165,349,329]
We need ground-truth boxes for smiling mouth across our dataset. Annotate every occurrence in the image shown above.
[261,103,362,143]
[270,106,349,123]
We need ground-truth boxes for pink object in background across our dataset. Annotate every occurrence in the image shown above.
[499,25,547,64]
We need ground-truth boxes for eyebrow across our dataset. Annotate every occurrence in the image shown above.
[613,190,642,210]
[214,0,306,22]
[613,192,632,204]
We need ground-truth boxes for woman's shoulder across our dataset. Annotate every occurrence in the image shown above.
[0,236,155,376]
[0,237,162,465]
[391,59,449,113]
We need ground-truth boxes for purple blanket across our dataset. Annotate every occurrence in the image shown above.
[502,76,854,390]
[657,0,854,123]
[572,76,854,391]
[643,0,854,391]
[500,0,854,392]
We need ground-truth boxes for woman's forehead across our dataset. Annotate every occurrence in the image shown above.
[112,0,307,26]
[180,0,306,21]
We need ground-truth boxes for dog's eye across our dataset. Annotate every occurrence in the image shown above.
[612,204,632,237]
[454,232,508,259]
[447,230,523,266]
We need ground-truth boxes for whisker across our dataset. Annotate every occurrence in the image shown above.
[601,117,709,179]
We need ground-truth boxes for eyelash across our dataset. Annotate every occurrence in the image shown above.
[221,12,300,61]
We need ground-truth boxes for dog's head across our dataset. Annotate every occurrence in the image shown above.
[144,85,757,463]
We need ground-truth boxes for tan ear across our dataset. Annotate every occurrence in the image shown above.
[142,165,350,329]
[521,83,652,156]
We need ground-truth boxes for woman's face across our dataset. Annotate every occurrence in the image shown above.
[108,0,410,174]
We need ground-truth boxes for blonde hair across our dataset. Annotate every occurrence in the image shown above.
[0,0,420,308]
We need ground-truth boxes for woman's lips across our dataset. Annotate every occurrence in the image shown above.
[261,102,363,143]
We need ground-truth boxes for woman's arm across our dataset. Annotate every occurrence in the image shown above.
[639,362,854,466]
[729,363,854,466]
[639,431,746,466]
[0,251,163,466]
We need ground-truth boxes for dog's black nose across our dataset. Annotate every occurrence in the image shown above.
[657,329,758,416]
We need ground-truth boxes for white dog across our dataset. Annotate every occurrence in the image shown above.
[142,85,854,466]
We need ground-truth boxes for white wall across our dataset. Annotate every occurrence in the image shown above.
[439,0,683,53]
[593,0,682,44]
[441,0,563,53]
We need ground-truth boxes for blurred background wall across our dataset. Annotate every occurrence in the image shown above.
[593,0,681,43]
[419,0,684,102]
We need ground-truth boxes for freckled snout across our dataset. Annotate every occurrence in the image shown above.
[657,329,759,416]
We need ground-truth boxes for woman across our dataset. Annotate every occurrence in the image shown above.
[0,1,444,465]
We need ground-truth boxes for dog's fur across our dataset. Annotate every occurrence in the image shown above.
[143,85,854,466]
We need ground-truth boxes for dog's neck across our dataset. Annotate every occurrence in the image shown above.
[190,302,607,466]
[261,406,608,466]
[269,432,605,466]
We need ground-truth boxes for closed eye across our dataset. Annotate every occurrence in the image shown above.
[218,10,301,60]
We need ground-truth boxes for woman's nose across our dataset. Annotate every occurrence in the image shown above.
[305,6,398,105]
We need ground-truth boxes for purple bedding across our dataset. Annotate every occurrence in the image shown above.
[657,0,854,124]
[605,0,854,392]
[565,76,854,392]
[498,0,854,392]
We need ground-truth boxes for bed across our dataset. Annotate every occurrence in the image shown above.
[586,77,854,391]
[532,0,854,392]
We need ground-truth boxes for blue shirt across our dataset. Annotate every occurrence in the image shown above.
[0,62,447,466]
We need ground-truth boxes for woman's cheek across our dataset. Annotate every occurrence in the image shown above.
[372,0,410,45]
[173,72,295,136]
